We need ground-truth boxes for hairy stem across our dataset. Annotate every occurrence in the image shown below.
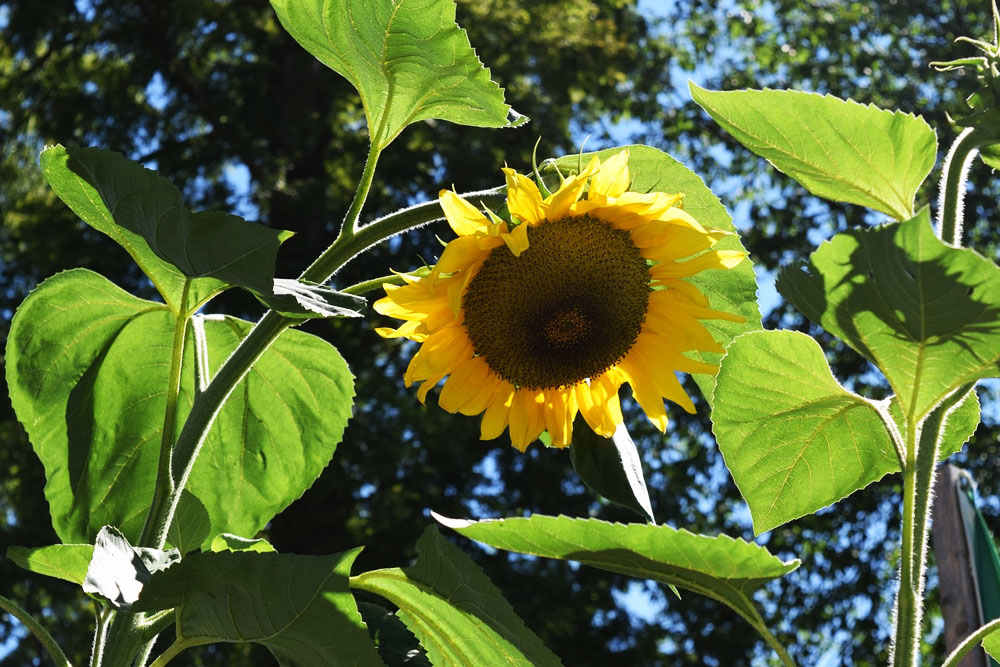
[0,594,72,667]
[891,386,975,666]
[937,127,993,246]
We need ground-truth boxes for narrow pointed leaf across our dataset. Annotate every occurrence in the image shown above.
[6,269,354,549]
[549,145,761,405]
[134,549,382,666]
[6,544,94,586]
[570,419,654,522]
[433,513,797,629]
[210,534,277,554]
[352,527,562,667]
[690,84,936,221]
[712,330,900,534]
[777,210,1000,423]
[270,0,524,150]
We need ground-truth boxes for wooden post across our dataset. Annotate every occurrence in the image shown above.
[933,463,988,667]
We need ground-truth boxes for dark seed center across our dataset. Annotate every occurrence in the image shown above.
[461,215,650,390]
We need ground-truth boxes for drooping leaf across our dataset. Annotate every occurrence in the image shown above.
[45,145,292,297]
[570,419,654,522]
[6,544,93,586]
[711,330,900,534]
[352,527,562,667]
[6,269,354,549]
[548,145,761,405]
[270,0,525,151]
[210,534,277,554]
[357,602,430,667]
[689,84,937,221]
[433,514,798,631]
[134,549,381,666]
[39,145,224,314]
[777,209,1000,424]
[253,278,367,319]
[82,526,179,611]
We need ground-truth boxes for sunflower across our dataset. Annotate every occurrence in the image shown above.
[374,149,745,451]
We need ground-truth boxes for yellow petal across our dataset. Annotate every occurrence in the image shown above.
[503,168,545,224]
[544,388,578,448]
[439,356,500,416]
[374,320,427,341]
[576,375,623,437]
[508,389,546,451]
[589,149,631,199]
[501,221,530,256]
[436,236,491,274]
[481,381,515,440]
[439,189,491,237]
[404,326,472,382]
[650,250,747,279]
[544,155,600,220]
[417,372,446,403]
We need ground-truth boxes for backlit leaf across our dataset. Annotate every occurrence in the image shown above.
[690,85,936,221]
[778,209,1000,424]
[6,269,353,549]
[270,0,524,150]
[6,544,93,586]
[434,513,797,631]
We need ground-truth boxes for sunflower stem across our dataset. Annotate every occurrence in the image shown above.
[936,126,994,246]
[0,594,72,667]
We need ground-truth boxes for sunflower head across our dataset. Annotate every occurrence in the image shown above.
[375,149,745,451]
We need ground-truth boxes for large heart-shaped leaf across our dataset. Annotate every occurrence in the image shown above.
[352,527,562,667]
[712,330,982,534]
[6,268,353,549]
[270,0,524,151]
[134,549,381,666]
[690,85,937,221]
[433,513,798,635]
[548,145,761,406]
[42,145,291,300]
[777,209,1000,424]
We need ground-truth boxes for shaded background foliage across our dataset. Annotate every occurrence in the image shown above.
[1,0,999,665]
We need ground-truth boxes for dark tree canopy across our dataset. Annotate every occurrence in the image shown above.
[2,1,999,665]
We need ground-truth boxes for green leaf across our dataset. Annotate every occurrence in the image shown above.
[6,269,354,549]
[712,333,983,534]
[253,279,367,319]
[6,544,93,586]
[44,145,292,297]
[210,534,277,553]
[270,0,524,151]
[981,143,1000,172]
[777,209,1000,423]
[548,145,761,405]
[39,145,223,314]
[357,602,430,667]
[352,527,562,667]
[711,330,900,534]
[984,627,1000,661]
[569,419,654,522]
[689,84,937,221]
[433,513,798,632]
[134,549,382,666]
